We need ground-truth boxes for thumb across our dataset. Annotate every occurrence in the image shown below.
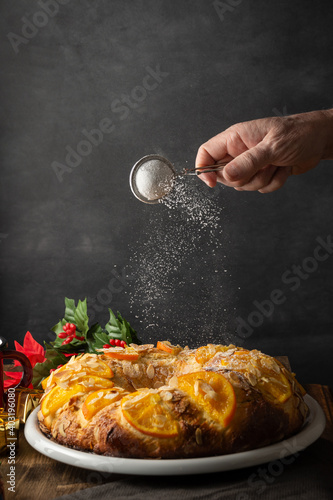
[223,142,273,183]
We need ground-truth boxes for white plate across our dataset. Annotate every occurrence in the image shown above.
[24,395,325,476]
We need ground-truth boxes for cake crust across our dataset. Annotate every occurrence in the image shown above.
[37,343,308,459]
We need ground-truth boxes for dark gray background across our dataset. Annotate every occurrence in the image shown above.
[1,0,332,388]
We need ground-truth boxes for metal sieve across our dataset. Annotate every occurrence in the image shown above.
[129,154,229,204]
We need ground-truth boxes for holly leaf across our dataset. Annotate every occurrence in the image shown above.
[87,323,103,340]
[86,323,103,353]
[32,299,141,388]
[92,331,111,350]
[64,298,76,323]
[51,319,66,335]
[118,312,141,344]
[104,308,139,345]
[74,299,89,336]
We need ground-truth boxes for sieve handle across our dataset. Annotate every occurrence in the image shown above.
[180,161,230,176]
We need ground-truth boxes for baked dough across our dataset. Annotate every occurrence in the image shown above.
[37,343,308,459]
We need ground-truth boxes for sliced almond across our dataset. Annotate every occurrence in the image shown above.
[104,391,120,400]
[62,418,70,430]
[153,415,167,427]
[228,372,242,387]
[57,381,69,389]
[55,370,72,382]
[168,376,178,388]
[162,391,173,401]
[260,356,280,373]
[195,428,203,445]
[122,400,134,410]
[247,373,257,386]
[198,380,214,394]
[130,344,154,352]
[68,362,81,372]
[205,390,220,402]
[146,364,155,379]
[123,363,139,378]
[85,361,101,368]
[270,360,281,374]
[47,371,55,388]
[58,423,67,438]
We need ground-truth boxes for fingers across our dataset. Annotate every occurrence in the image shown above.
[195,128,290,193]
[229,165,279,191]
[197,170,217,188]
[232,166,291,193]
[195,134,228,188]
[258,166,291,193]
[196,134,228,166]
[223,142,272,184]
[195,144,218,187]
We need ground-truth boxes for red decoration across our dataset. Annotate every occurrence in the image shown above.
[4,332,46,389]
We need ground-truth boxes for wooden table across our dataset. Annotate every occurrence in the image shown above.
[1,376,332,499]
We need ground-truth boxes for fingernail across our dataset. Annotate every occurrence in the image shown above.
[225,165,240,181]
[204,180,214,188]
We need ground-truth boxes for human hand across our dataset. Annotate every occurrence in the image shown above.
[196,110,333,193]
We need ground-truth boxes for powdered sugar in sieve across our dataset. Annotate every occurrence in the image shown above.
[130,155,176,204]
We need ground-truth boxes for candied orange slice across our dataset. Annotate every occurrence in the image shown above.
[121,391,179,438]
[257,373,292,403]
[177,371,236,427]
[82,388,123,420]
[195,345,229,365]
[80,359,113,378]
[104,348,139,361]
[42,375,51,390]
[41,383,88,417]
[41,364,68,390]
[156,341,182,355]
[41,376,114,417]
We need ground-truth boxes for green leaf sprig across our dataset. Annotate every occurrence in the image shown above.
[32,297,140,388]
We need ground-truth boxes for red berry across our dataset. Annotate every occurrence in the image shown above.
[120,341,126,348]
[62,336,73,345]
[57,364,63,369]
[114,339,120,346]
[69,323,76,331]
[109,339,115,346]
[58,332,68,339]
[50,368,55,373]
[75,335,85,341]
[63,324,68,331]
[103,343,110,349]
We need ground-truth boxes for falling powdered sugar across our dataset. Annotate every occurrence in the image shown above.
[160,177,221,236]
[127,176,235,346]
